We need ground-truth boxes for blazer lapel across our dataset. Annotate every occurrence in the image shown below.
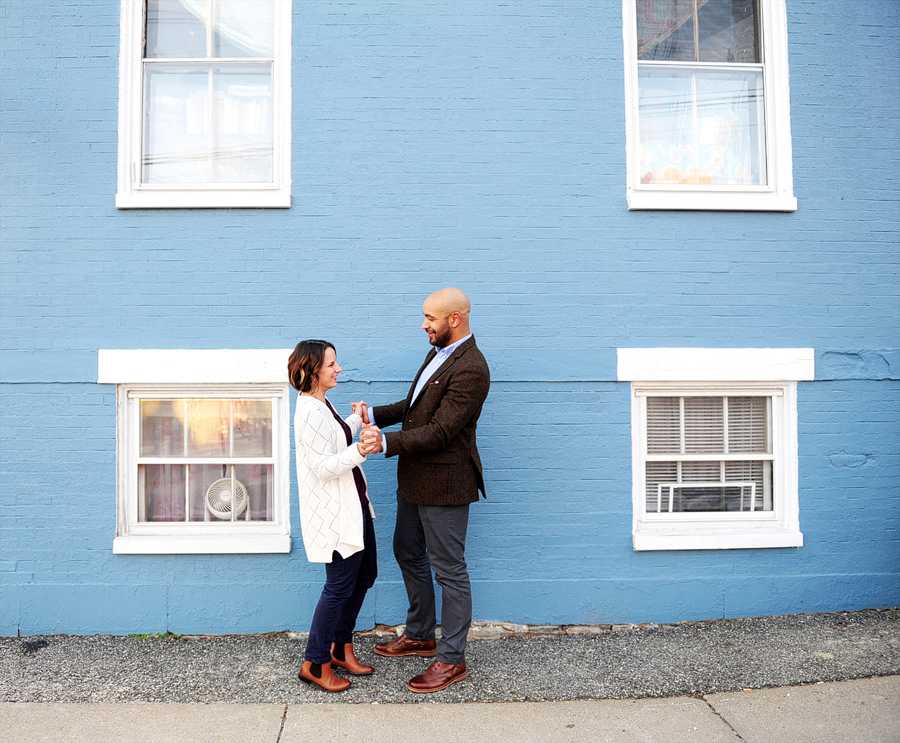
[407,336,476,412]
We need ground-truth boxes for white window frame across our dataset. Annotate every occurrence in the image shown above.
[99,349,293,553]
[618,348,813,550]
[116,0,292,209]
[622,0,796,211]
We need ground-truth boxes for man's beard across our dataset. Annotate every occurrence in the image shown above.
[431,325,453,348]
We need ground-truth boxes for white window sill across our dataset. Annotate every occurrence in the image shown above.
[633,527,803,551]
[113,534,291,555]
[626,189,797,212]
[116,190,291,210]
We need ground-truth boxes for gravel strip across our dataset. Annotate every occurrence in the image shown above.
[1,609,897,705]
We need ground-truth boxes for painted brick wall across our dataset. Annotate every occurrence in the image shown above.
[1,1,898,634]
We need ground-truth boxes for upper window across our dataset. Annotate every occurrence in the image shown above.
[116,0,291,208]
[622,0,796,211]
[99,349,293,553]
[618,348,813,550]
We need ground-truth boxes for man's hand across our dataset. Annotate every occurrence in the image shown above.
[351,401,370,425]
[359,424,383,454]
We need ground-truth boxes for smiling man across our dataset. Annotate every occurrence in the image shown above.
[360,287,490,693]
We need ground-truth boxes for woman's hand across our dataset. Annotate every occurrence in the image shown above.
[358,424,383,454]
[351,400,370,425]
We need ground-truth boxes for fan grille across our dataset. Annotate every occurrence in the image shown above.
[205,477,248,520]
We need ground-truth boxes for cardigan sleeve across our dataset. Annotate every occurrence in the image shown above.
[346,412,363,437]
[295,402,366,482]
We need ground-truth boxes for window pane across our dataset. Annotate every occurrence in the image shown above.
[697,0,759,63]
[637,0,696,61]
[237,464,274,521]
[645,458,772,512]
[143,65,272,184]
[187,463,273,522]
[684,397,724,453]
[638,66,766,186]
[727,396,770,453]
[232,400,273,457]
[141,464,186,521]
[637,0,759,63]
[189,464,239,521]
[725,459,771,511]
[647,397,681,453]
[212,1,275,57]
[143,66,211,183]
[211,66,273,183]
[146,0,207,59]
[646,461,677,512]
[185,399,231,457]
[141,400,185,457]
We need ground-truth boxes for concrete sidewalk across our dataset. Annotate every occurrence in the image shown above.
[1,676,897,743]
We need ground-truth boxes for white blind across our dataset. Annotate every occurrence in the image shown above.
[728,396,769,453]
[684,397,724,453]
[647,396,769,455]
[647,396,680,453]
[645,395,772,513]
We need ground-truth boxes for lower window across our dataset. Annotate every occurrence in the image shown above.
[137,397,276,525]
[100,349,292,553]
[619,348,812,551]
[644,394,773,515]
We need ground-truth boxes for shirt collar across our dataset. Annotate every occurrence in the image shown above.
[435,333,471,359]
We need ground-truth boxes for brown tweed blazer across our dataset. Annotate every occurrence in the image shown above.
[373,336,490,506]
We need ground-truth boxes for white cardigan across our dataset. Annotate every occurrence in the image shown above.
[294,395,375,563]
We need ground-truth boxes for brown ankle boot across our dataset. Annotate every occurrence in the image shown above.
[331,642,375,675]
[298,660,351,692]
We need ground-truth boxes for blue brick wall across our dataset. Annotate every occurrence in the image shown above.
[1,1,898,634]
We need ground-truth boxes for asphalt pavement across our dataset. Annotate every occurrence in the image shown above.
[1,608,898,742]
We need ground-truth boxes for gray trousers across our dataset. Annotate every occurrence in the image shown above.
[393,495,471,664]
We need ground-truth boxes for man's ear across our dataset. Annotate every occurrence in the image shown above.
[448,312,462,328]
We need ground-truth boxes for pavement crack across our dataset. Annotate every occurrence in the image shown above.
[275,703,288,743]
[702,695,746,742]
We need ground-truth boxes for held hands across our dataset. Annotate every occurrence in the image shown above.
[352,401,381,455]
[351,400,371,425]
[358,424,383,455]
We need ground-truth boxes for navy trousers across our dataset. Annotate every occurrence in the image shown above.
[305,509,377,664]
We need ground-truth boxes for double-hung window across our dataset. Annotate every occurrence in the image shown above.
[618,348,813,550]
[117,0,291,208]
[644,394,774,516]
[100,350,292,553]
[622,0,796,210]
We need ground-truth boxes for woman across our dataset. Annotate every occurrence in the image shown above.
[289,339,378,692]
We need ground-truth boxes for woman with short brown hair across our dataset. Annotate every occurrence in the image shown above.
[288,339,379,692]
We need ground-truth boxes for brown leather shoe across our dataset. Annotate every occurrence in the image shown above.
[373,634,438,657]
[298,661,351,692]
[331,642,374,675]
[407,660,467,693]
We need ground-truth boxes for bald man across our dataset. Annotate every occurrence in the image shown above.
[360,288,490,693]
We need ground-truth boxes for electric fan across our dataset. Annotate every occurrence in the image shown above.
[205,477,248,520]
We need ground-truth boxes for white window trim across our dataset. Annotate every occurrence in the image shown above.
[100,349,293,554]
[622,0,796,212]
[618,348,813,551]
[116,0,292,209]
